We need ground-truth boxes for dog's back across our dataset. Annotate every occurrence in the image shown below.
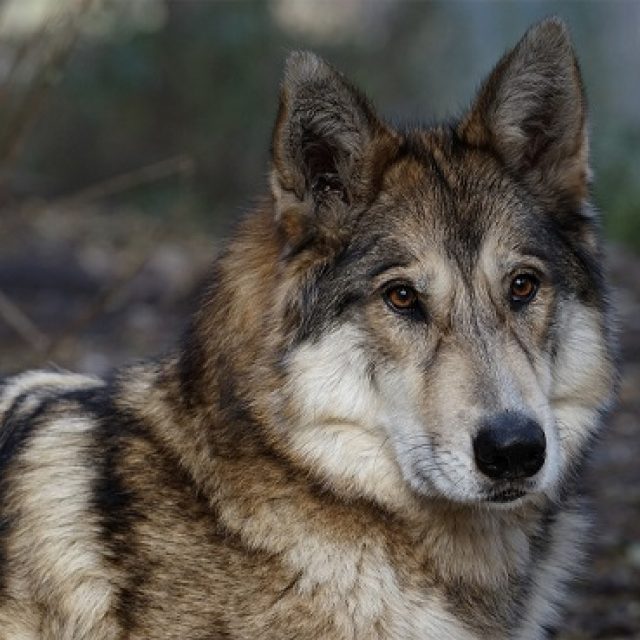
[0,373,116,637]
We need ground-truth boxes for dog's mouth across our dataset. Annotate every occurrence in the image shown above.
[487,488,527,503]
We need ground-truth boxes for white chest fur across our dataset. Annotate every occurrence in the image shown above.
[278,533,478,640]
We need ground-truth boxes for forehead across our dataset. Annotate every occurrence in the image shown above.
[364,130,539,269]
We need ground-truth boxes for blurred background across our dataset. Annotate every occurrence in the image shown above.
[0,1,638,637]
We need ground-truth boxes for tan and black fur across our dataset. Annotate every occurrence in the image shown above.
[0,19,617,639]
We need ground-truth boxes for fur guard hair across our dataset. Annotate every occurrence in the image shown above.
[0,18,617,640]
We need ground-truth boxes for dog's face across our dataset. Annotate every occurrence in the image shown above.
[268,20,615,509]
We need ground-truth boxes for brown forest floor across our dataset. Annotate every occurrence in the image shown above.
[560,251,640,639]
[0,207,639,638]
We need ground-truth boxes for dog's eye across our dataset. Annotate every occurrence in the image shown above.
[509,274,539,308]
[384,284,419,314]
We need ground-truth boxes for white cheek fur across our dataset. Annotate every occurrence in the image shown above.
[282,325,413,509]
[281,310,603,507]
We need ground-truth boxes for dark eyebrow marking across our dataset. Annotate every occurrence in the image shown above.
[367,260,410,279]
[514,245,551,263]
[334,234,385,270]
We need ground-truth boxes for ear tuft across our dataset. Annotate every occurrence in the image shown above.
[460,18,590,205]
[283,51,332,89]
[523,16,572,50]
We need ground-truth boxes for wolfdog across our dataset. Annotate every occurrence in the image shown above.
[0,18,616,640]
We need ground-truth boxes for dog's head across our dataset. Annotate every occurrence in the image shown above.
[266,19,616,509]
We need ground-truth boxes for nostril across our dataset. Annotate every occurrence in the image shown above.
[521,446,546,475]
[473,413,546,480]
[478,456,508,477]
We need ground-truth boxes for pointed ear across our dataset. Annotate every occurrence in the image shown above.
[459,18,590,207]
[270,52,395,247]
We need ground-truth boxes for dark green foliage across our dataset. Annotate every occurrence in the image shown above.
[10,1,640,249]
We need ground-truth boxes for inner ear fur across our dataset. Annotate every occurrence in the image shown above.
[459,18,591,208]
[270,51,397,248]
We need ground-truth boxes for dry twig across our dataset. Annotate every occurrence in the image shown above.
[40,247,155,363]
[0,289,51,353]
[54,154,195,207]
[0,0,98,189]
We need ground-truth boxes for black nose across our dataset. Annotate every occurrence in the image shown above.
[473,413,546,480]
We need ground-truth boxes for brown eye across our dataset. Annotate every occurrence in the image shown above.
[509,274,539,308]
[384,284,419,314]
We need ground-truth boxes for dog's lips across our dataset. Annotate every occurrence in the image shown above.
[487,488,527,503]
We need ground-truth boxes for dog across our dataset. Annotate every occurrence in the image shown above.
[0,18,617,640]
